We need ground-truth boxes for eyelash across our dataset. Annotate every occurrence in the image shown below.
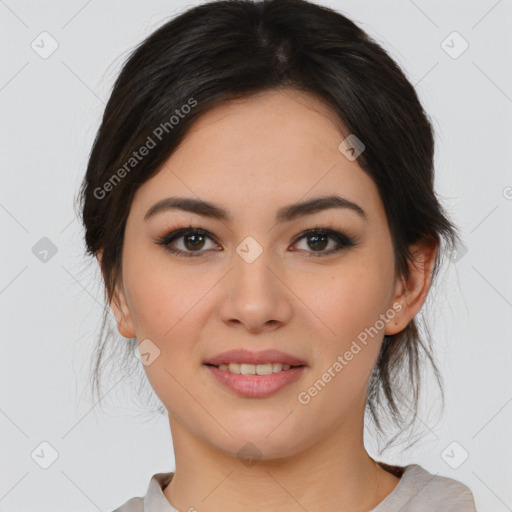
[156,224,358,258]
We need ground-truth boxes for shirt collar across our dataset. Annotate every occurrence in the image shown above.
[143,472,177,511]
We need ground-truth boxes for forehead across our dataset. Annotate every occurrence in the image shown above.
[129,88,385,225]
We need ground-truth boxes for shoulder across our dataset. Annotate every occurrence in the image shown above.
[391,464,477,511]
[373,463,477,511]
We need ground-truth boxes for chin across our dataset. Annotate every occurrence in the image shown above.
[205,424,312,463]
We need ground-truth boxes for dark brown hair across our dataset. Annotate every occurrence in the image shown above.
[76,0,460,451]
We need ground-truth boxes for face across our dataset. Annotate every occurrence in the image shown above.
[108,88,429,460]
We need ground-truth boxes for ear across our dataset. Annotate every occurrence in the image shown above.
[385,239,438,336]
[96,249,136,339]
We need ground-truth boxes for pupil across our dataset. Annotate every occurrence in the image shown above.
[185,233,204,250]
[309,234,327,251]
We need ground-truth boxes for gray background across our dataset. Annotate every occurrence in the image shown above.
[1,0,511,510]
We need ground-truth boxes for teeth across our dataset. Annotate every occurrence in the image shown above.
[240,363,255,375]
[228,363,240,374]
[215,362,297,375]
[256,363,273,375]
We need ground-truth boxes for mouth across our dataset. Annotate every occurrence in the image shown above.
[203,349,308,398]
[204,362,305,375]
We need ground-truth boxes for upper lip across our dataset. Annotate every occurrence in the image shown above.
[204,349,307,367]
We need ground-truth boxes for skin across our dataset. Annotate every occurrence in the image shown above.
[101,88,437,511]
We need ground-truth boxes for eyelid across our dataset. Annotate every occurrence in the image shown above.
[156,226,220,255]
[291,227,357,257]
[156,224,358,257]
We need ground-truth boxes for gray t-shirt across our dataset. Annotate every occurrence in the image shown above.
[111,463,477,511]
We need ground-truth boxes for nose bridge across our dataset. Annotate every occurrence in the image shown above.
[232,234,277,296]
[217,233,292,330]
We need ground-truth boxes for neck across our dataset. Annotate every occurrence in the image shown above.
[163,400,400,512]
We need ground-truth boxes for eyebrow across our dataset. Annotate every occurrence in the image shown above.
[144,195,367,223]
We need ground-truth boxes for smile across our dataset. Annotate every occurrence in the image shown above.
[208,362,300,375]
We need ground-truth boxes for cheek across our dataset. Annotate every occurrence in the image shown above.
[292,267,390,424]
[294,252,395,411]
[122,245,203,338]
[300,260,392,345]
[122,246,223,382]
[121,251,206,410]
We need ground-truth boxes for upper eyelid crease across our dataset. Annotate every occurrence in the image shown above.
[144,195,368,224]
[157,226,357,258]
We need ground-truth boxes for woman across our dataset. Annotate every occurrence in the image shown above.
[78,0,477,510]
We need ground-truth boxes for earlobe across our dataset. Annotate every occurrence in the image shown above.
[97,249,136,339]
[110,287,136,339]
[385,240,438,336]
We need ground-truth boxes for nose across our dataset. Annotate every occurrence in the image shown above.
[217,247,293,334]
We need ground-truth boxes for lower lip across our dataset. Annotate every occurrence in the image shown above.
[205,365,306,398]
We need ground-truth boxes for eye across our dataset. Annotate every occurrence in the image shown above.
[156,225,357,258]
[291,227,357,257]
[156,227,220,257]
